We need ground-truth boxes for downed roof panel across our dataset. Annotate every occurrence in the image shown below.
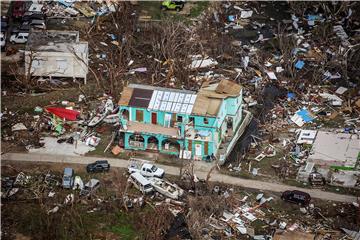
[118,87,134,106]
[192,94,210,116]
[215,79,242,96]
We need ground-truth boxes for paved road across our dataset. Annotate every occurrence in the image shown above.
[1,153,358,203]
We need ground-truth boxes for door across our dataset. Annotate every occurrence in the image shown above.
[195,143,202,156]
[136,110,144,122]
[188,140,192,152]
[164,113,171,127]
[170,114,176,127]
[19,35,25,43]
[204,141,208,155]
[151,112,157,124]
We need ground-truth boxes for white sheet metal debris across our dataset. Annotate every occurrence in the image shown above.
[12,123,27,131]
[319,92,343,106]
[297,129,317,144]
[73,176,84,190]
[190,58,218,69]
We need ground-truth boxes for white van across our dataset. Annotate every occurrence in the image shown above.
[128,172,153,194]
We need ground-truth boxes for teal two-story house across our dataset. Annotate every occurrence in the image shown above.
[117,79,244,161]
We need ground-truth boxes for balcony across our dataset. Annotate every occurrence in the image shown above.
[121,121,180,138]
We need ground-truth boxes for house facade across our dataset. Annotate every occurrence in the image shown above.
[117,80,243,161]
[25,30,88,83]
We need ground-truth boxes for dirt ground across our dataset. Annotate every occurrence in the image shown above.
[1,161,359,240]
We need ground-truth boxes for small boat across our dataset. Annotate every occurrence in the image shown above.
[103,113,119,124]
[88,99,115,127]
[88,112,107,127]
[148,178,184,200]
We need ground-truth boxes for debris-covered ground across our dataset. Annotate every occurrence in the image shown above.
[1,1,360,239]
[2,161,359,240]
[2,1,360,190]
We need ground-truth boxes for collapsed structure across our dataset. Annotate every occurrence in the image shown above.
[117,80,251,161]
[308,131,360,170]
[25,30,89,83]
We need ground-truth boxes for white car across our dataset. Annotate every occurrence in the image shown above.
[27,19,46,30]
[0,32,5,48]
[10,32,29,44]
[128,158,165,178]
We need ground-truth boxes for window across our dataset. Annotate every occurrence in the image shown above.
[133,134,144,141]
[203,118,209,124]
[135,110,143,122]
[189,117,195,124]
[56,59,67,70]
[177,115,183,123]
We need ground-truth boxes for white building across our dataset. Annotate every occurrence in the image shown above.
[308,131,360,169]
[25,30,88,83]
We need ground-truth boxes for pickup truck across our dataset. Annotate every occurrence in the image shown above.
[127,158,165,178]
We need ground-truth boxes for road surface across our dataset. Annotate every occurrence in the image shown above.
[1,153,358,203]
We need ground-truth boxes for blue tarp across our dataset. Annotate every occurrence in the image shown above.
[295,60,305,70]
[297,108,313,123]
[307,15,321,21]
[287,92,295,100]
[57,0,73,8]
[228,15,235,22]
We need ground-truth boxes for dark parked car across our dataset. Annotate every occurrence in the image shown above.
[1,16,8,32]
[281,190,311,206]
[22,12,46,22]
[86,160,110,173]
[11,23,30,33]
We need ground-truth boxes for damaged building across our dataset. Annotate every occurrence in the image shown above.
[297,131,360,187]
[24,30,89,83]
[117,80,251,161]
[308,131,360,170]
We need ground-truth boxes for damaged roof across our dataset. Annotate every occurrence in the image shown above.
[26,30,88,53]
[215,79,242,96]
[128,88,153,108]
[118,80,242,117]
[308,131,360,168]
[192,80,242,116]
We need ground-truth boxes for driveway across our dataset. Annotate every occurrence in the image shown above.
[1,152,358,203]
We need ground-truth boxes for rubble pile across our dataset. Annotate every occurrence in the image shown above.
[44,1,118,18]
[1,94,124,154]
[2,163,359,240]
[1,1,360,239]
[188,1,360,190]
